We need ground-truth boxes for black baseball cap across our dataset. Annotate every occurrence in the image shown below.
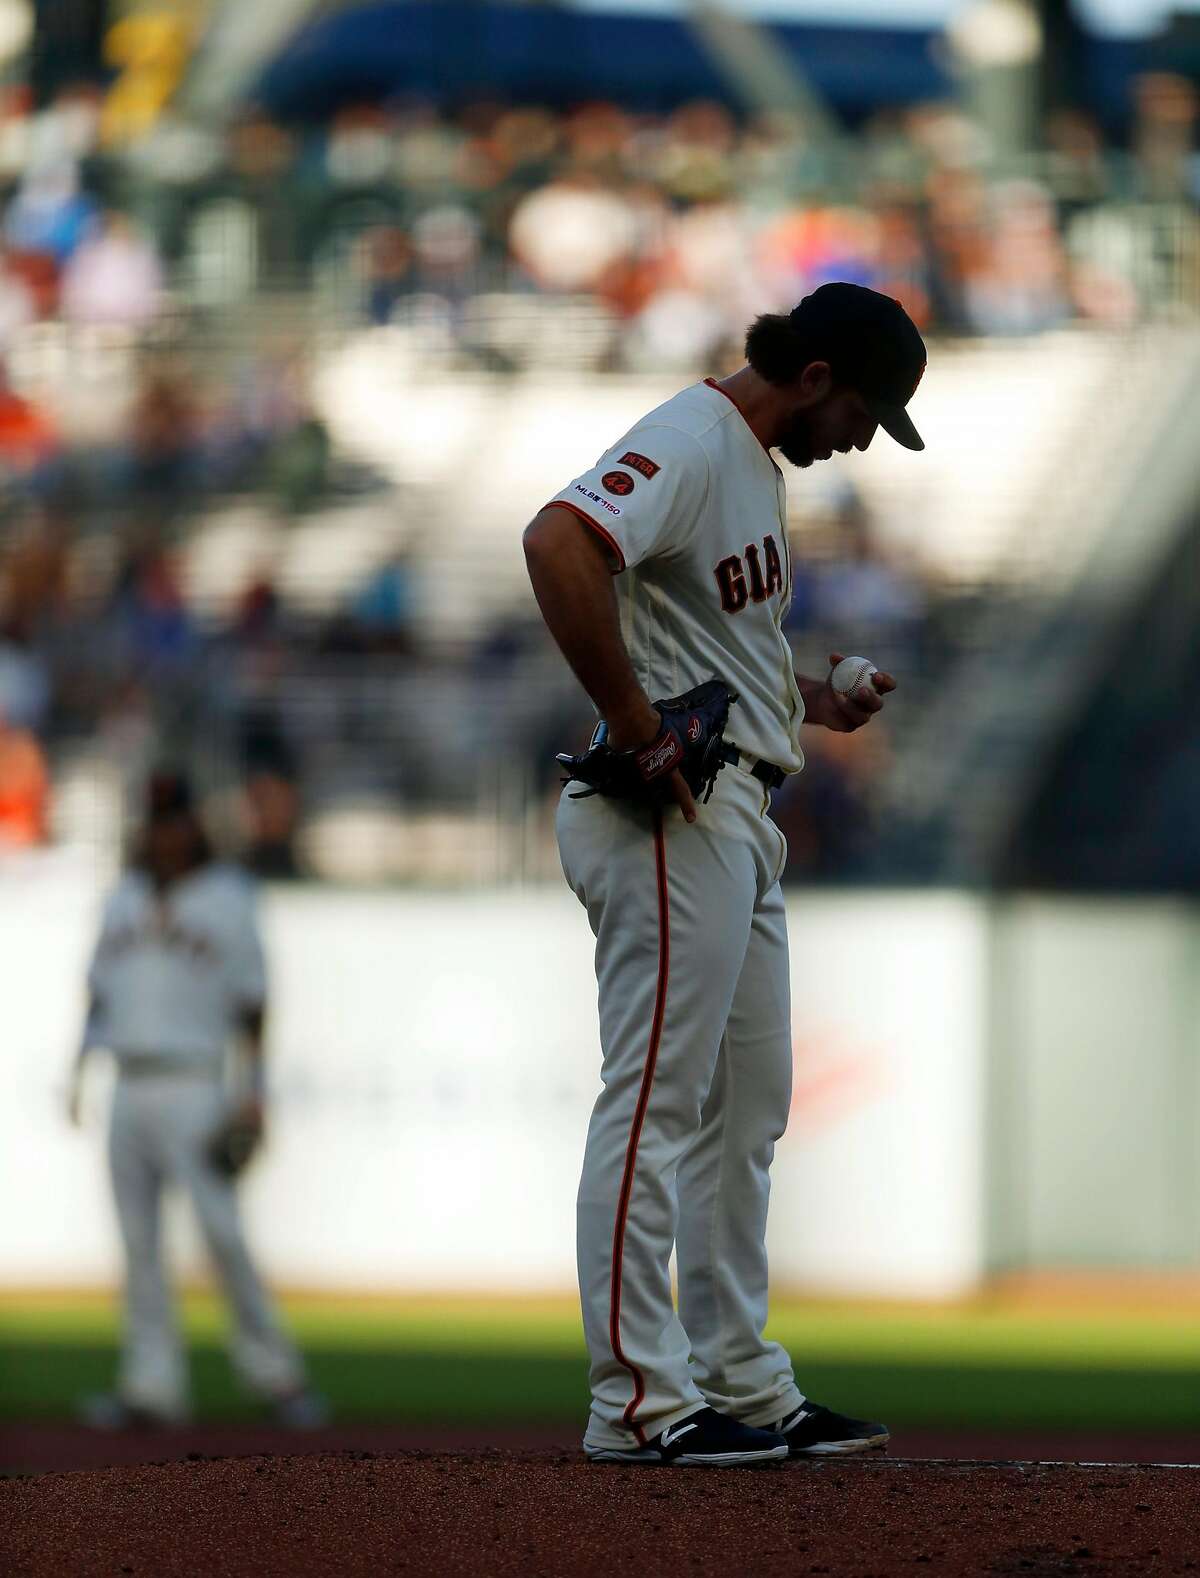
[789,283,927,451]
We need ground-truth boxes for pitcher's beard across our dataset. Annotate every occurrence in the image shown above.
[777,414,817,469]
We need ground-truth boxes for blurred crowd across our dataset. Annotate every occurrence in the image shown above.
[341,81,1200,360]
[0,436,962,883]
[0,70,1197,878]
[0,75,1194,357]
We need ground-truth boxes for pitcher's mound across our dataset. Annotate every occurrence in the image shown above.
[4,1450,1199,1577]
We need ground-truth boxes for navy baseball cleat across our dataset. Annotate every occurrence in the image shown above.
[770,1400,889,1455]
[586,1406,788,1467]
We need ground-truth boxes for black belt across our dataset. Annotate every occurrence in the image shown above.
[116,1053,222,1079]
[721,745,788,791]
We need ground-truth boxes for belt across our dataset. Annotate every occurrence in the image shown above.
[115,1053,222,1079]
[720,744,788,791]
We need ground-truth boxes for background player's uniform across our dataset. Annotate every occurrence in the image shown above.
[86,862,305,1419]
[550,378,811,1453]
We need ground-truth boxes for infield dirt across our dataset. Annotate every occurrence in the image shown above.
[4,1450,1200,1577]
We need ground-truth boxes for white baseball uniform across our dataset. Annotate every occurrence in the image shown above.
[549,378,810,1452]
[86,862,304,1418]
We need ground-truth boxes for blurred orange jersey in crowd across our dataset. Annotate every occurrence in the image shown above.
[0,720,48,845]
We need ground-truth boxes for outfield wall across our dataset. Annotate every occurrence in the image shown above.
[1,858,1195,1298]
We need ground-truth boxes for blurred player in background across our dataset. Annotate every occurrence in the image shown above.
[66,771,325,1429]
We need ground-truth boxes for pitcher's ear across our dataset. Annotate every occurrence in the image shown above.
[795,360,833,402]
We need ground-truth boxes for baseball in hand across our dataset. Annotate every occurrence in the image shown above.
[830,655,878,699]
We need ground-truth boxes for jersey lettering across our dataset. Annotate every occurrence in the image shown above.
[744,542,767,603]
[715,535,786,615]
[763,534,784,597]
[714,555,748,614]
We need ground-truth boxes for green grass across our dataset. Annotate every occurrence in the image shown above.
[3,1294,1199,1430]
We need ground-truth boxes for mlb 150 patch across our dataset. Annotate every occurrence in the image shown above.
[573,483,622,516]
[619,451,660,479]
[602,470,635,496]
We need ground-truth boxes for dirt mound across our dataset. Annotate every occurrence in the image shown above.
[4,1451,1199,1577]
[6,1422,1200,1478]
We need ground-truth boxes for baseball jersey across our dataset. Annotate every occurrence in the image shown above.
[548,379,805,773]
[86,864,266,1065]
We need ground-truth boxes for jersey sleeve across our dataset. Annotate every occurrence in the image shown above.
[545,424,709,572]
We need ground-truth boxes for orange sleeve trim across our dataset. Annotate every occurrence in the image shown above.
[547,499,627,572]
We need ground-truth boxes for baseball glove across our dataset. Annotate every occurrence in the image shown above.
[205,1113,262,1178]
[557,678,739,807]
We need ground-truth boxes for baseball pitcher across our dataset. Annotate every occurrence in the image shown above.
[67,771,323,1429]
[524,283,923,1466]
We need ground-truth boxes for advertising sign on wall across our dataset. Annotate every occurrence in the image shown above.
[0,865,989,1298]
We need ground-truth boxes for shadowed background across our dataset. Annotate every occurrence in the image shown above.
[2,0,1200,1472]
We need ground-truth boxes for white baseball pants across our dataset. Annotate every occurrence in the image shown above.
[108,1070,305,1417]
[557,763,805,1453]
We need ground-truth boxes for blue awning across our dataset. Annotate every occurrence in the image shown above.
[254,1,952,121]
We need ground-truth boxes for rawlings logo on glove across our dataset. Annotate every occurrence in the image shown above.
[557,679,739,808]
[635,731,684,781]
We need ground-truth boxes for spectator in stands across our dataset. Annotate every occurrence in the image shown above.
[394,103,466,197]
[361,225,413,325]
[922,164,991,335]
[4,156,95,266]
[111,547,197,677]
[227,110,297,188]
[755,201,878,309]
[0,705,49,847]
[59,210,164,330]
[0,624,50,734]
[813,496,927,662]
[2,505,69,642]
[346,546,418,656]
[1064,205,1145,326]
[230,575,284,649]
[1133,72,1198,201]
[491,105,560,198]
[204,346,311,492]
[0,364,57,477]
[0,246,34,351]
[655,100,738,205]
[509,171,637,293]
[265,409,331,517]
[325,105,394,189]
[30,84,103,171]
[1044,109,1109,223]
[124,360,199,511]
[411,203,481,300]
[964,180,1068,336]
